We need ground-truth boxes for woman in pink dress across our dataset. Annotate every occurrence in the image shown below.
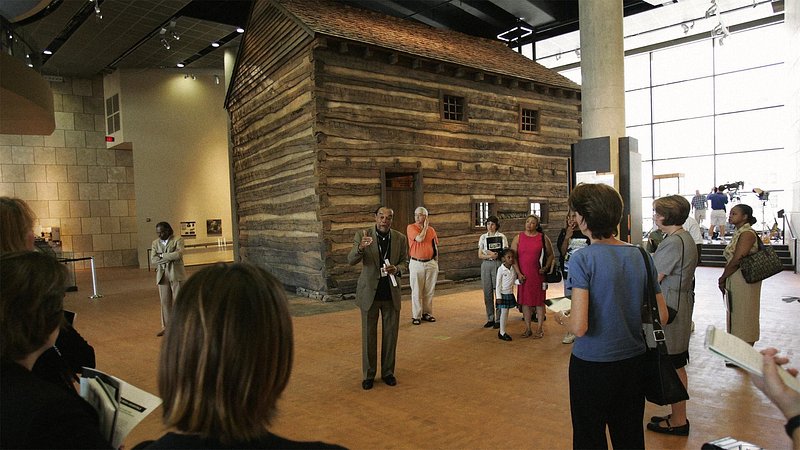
[511,215,554,338]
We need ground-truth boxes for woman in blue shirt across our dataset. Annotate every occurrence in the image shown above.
[555,183,667,449]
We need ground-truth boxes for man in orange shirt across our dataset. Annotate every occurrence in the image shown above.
[407,207,439,325]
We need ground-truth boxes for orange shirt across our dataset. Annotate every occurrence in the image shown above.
[407,223,438,260]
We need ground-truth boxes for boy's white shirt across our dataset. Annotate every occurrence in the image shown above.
[496,264,517,298]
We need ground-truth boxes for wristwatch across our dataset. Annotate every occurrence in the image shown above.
[786,415,800,437]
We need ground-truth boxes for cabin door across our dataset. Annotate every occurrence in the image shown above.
[384,172,416,234]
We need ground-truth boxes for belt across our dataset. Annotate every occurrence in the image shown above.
[411,257,432,262]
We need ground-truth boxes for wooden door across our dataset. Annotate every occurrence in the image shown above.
[385,173,415,234]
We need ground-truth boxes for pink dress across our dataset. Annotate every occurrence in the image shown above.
[517,232,546,307]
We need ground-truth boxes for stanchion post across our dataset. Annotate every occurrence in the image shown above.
[89,256,104,299]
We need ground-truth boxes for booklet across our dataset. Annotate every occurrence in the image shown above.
[545,297,572,314]
[79,368,162,448]
[704,325,800,394]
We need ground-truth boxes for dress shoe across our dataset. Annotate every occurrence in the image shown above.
[483,321,494,328]
[156,329,165,337]
[493,322,500,329]
[383,375,397,386]
[646,419,689,436]
[498,332,512,341]
[422,313,436,322]
[362,379,374,390]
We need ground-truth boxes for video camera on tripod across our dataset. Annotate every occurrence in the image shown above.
[719,181,744,201]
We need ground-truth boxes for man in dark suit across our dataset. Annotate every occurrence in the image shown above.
[347,207,409,390]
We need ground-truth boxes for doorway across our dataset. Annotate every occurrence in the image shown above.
[384,172,417,234]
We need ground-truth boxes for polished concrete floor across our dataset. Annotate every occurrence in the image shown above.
[62,265,799,449]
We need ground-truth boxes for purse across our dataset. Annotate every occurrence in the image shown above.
[739,232,783,283]
[541,234,562,283]
[638,246,690,406]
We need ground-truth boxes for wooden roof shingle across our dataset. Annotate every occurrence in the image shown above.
[276,0,581,91]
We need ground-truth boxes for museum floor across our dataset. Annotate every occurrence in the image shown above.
[64,264,799,449]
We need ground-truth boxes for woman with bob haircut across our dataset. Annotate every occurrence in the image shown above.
[1,252,110,449]
[647,195,698,436]
[553,183,667,449]
[141,263,343,449]
[718,204,762,347]
[0,196,36,252]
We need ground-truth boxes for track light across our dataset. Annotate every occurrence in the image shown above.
[555,52,561,61]
[171,30,180,40]
[236,27,244,33]
[211,42,220,48]
[160,38,171,50]
[574,48,580,57]
[705,1,718,18]
[94,3,102,20]
[214,75,220,85]
[43,49,52,55]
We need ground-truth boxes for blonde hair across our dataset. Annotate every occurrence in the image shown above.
[0,197,35,252]
[158,263,294,444]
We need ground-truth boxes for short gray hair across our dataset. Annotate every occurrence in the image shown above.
[414,207,428,215]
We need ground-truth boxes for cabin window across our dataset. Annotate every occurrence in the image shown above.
[520,107,540,133]
[473,201,493,228]
[106,94,121,134]
[529,200,549,224]
[442,94,466,122]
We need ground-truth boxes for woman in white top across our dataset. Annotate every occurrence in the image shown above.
[477,216,508,329]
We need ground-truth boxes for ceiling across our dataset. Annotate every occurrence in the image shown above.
[2,0,784,79]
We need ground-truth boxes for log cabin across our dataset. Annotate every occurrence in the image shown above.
[226,0,582,296]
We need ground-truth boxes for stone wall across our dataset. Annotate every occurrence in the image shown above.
[0,76,138,268]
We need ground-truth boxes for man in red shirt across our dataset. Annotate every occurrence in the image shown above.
[407,207,439,325]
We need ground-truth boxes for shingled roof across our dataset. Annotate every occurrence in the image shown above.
[276,0,581,92]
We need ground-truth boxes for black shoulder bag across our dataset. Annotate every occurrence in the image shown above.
[541,233,562,283]
[638,246,690,406]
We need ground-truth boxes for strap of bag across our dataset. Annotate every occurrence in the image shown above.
[540,233,552,273]
[638,246,667,349]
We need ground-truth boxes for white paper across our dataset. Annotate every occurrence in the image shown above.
[384,258,397,287]
[80,368,162,448]
[705,325,800,394]
[545,297,572,314]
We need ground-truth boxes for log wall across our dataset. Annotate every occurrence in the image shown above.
[315,40,581,290]
[228,1,327,290]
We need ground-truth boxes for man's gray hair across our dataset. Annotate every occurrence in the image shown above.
[414,207,428,215]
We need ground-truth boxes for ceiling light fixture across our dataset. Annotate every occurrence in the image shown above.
[94,3,102,20]
[43,49,52,55]
[176,62,185,68]
[160,37,171,50]
[211,42,220,48]
[171,30,180,40]
[236,27,244,33]
[214,75,220,85]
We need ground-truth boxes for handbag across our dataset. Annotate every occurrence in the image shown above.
[638,246,690,406]
[739,232,783,283]
[541,233,562,283]
[661,233,685,325]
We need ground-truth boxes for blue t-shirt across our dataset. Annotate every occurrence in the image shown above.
[569,244,661,362]
[709,192,728,211]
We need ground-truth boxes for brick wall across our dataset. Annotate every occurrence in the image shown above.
[0,76,138,268]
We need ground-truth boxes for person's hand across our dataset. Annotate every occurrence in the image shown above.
[539,267,546,274]
[519,273,526,282]
[423,218,429,229]
[718,277,726,294]
[555,311,570,326]
[359,235,373,251]
[489,251,498,260]
[385,264,397,275]
[751,348,800,420]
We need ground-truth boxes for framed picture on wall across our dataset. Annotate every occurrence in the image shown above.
[180,221,196,237]
[206,219,222,236]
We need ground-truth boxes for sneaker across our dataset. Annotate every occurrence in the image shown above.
[562,333,575,344]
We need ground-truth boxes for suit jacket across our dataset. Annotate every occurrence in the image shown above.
[150,235,187,284]
[347,227,409,311]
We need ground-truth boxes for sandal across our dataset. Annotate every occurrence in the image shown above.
[521,329,532,338]
[412,318,421,325]
[646,419,689,436]
[532,330,544,339]
[422,313,436,322]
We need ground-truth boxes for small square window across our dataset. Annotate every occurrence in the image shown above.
[442,95,465,121]
[520,107,540,132]
[529,201,549,224]
[472,201,495,228]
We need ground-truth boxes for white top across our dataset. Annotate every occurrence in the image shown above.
[495,264,517,298]
[683,216,703,245]
[478,232,508,256]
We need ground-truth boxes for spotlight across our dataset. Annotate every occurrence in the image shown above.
[191,74,196,80]
[681,23,689,33]
[236,27,244,33]
[214,75,220,85]
[171,31,180,40]
[43,49,52,55]
[94,3,102,20]
[176,62,185,68]
[160,38,171,50]
[211,42,220,48]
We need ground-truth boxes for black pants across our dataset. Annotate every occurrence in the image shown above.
[569,353,646,450]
